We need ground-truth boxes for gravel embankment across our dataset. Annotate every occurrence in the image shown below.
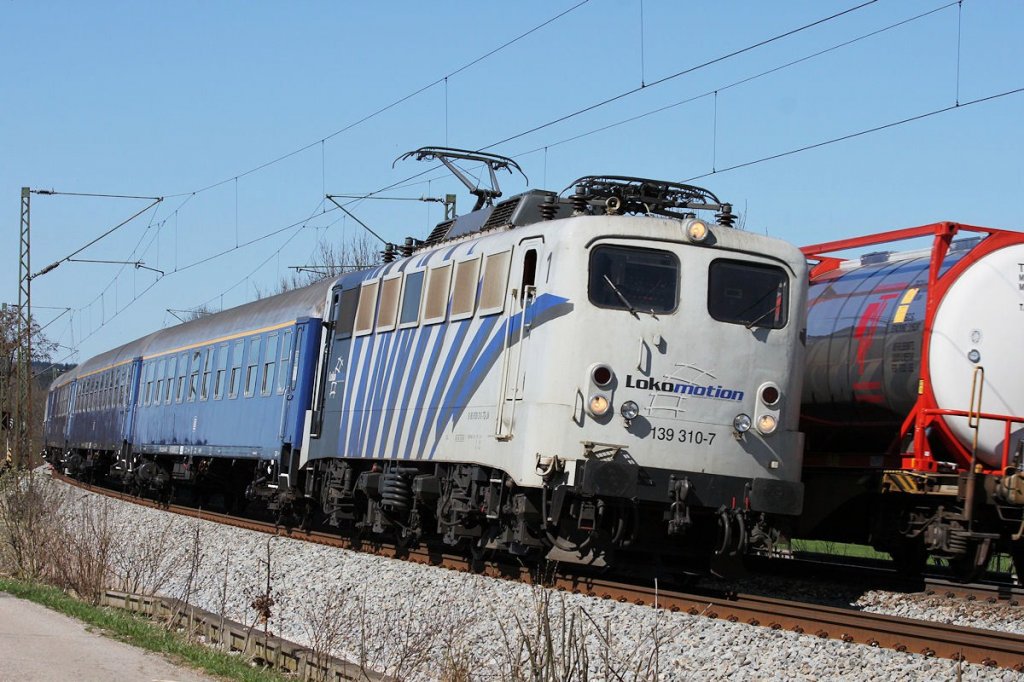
[54,479,1021,681]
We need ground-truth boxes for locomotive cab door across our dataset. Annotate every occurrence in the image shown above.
[309,284,359,455]
[495,237,544,439]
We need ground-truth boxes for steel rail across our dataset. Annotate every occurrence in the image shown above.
[51,470,1024,671]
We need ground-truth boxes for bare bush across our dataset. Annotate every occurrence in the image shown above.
[298,585,354,682]
[493,586,678,681]
[0,470,73,582]
[50,495,120,604]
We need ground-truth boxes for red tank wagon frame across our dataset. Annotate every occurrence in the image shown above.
[798,222,1024,580]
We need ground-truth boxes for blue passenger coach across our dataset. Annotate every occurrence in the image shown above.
[44,281,331,499]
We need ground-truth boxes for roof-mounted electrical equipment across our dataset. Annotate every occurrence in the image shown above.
[564,176,736,227]
[395,146,529,212]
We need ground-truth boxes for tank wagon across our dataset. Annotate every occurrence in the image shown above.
[45,147,809,573]
[797,222,1024,578]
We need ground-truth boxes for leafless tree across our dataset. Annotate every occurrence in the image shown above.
[255,233,381,300]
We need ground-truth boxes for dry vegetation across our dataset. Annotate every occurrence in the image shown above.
[0,469,677,681]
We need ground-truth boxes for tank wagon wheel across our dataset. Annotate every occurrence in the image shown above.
[946,541,993,583]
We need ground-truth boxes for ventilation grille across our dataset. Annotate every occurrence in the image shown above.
[423,219,455,247]
[481,197,521,230]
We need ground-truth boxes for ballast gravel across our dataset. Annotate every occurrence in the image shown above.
[53,479,1020,681]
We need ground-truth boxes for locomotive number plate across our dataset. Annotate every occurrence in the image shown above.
[650,427,717,445]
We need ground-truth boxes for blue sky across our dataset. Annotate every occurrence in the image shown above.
[2,0,1022,364]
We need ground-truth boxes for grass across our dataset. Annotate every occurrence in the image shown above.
[790,539,1018,574]
[0,578,291,682]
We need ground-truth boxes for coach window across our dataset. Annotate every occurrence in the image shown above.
[188,351,201,401]
[245,336,260,398]
[200,348,213,400]
[451,256,481,321]
[262,334,277,396]
[176,353,188,403]
[376,275,401,333]
[165,356,175,403]
[588,245,679,314]
[229,339,244,398]
[353,280,380,336]
[214,344,227,400]
[277,330,292,394]
[423,263,452,325]
[398,271,424,328]
[154,359,164,406]
[144,363,154,406]
[479,250,511,316]
[707,259,789,329]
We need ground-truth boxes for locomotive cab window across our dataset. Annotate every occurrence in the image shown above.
[707,259,789,329]
[588,245,678,314]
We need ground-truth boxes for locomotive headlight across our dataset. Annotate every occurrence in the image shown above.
[684,219,710,243]
[589,394,611,416]
[733,413,752,433]
[620,400,639,420]
[756,414,778,434]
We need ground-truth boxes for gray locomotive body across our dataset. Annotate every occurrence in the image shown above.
[301,170,807,568]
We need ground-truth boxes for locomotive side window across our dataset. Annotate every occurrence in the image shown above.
[707,259,789,329]
[335,287,360,339]
[451,256,481,321]
[376,275,402,332]
[423,263,453,325]
[588,246,679,314]
[354,280,380,336]
[398,271,424,328]
[229,340,244,398]
[479,250,511,316]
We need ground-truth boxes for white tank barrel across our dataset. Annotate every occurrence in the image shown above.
[802,232,1024,469]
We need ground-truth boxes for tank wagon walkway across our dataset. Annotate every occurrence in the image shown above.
[0,591,214,682]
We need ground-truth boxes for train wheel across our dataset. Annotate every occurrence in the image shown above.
[947,540,993,583]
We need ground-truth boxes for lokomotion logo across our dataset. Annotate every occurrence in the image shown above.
[624,374,745,402]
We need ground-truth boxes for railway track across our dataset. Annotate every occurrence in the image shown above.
[52,469,1024,671]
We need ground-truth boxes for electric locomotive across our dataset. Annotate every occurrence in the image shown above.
[300,148,808,570]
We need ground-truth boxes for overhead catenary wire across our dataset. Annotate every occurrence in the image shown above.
[479,0,880,152]
[161,0,593,200]
[508,1,959,160]
[683,86,1024,182]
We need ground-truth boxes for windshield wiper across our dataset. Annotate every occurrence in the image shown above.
[603,275,639,318]
[745,302,781,329]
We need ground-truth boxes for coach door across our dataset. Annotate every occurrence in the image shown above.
[495,237,544,439]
